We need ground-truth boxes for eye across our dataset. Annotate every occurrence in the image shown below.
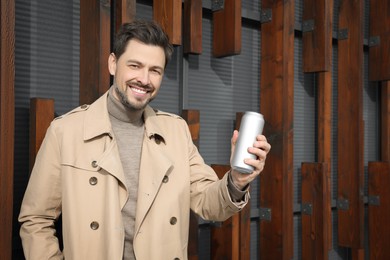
[128,63,139,69]
[151,68,162,75]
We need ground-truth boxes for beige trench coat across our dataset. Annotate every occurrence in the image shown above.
[19,92,248,260]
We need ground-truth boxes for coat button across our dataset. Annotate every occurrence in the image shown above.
[162,175,169,183]
[91,160,98,168]
[89,177,98,185]
[174,258,180,260]
[170,217,177,225]
[80,104,88,109]
[90,221,99,230]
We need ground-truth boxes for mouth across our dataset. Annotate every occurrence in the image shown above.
[127,83,152,96]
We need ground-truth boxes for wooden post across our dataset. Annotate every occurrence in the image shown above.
[183,0,202,54]
[369,0,390,81]
[29,99,55,173]
[0,0,15,259]
[212,0,241,57]
[337,0,364,250]
[153,0,182,45]
[260,0,295,259]
[302,0,333,72]
[210,164,239,260]
[301,162,329,260]
[115,0,136,31]
[182,110,200,260]
[368,162,390,259]
[80,0,111,105]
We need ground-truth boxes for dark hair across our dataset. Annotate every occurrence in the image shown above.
[113,20,174,67]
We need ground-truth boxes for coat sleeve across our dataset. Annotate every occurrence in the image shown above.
[184,120,249,221]
[18,123,64,260]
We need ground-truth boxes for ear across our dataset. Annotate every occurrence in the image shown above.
[108,53,117,76]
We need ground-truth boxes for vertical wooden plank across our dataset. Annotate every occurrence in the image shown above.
[368,162,390,259]
[153,0,182,45]
[115,0,136,31]
[302,0,333,72]
[260,0,295,259]
[210,164,239,260]
[183,0,202,54]
[29,99,55,173]
[301,162,329,260]
[80,0,111,105]
[0,0,15,259]
[234,112,250,260]
[381,81,390,161]
[369,0,390,81]
[181,110,200,260]
[317,71,332,250]
[212,0,241,57]
[337,0,364,249]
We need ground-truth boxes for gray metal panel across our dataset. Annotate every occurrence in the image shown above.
[293,37,316,207]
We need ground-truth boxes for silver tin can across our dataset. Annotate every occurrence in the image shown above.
[231,111,265,174]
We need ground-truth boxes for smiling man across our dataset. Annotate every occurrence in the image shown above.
[19,20,271,260]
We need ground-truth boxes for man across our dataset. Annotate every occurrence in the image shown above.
[19,20,271,260]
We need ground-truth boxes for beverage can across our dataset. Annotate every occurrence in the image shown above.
[231,111,265,174]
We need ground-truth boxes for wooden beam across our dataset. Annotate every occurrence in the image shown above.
[317,71,332,251]
[115,0,136,32]
[260,0,295,259]
[381,81,390,161]
[212,0,241,57]
[368,162,390,259]
[29,99,55,173]
[301,162,329,260]
[302,0,333,72]
[183,0,202,54]
[153,0,182,45]
[369,0,390,81]
[337,0,364,249]
[210,164,239,260]
[234,112,251,260]
[0,0,15,259]
[181,110,200,260]
[80,0,111,105]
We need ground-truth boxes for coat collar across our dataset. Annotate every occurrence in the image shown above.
[83,91,167,144]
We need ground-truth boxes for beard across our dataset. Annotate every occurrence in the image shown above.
[114,82,154,111]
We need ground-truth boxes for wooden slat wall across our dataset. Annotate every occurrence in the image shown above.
[181,110,200,260]
[381,81,390,161]
[368,162,390,259]
[260,0,294,259]
[302,0,333,72]
[301,163,329,260]
[337,0,364,249]
[369,0,390,81]
[153,0,182,45]
[29,99,55,173]
[0,0,15,259]
[80,0,111,105]
[183,0,202,54]
[212,0,241,57]
[210,164,239,260]
[115,0,136,31]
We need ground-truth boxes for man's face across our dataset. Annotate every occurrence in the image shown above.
[108,39,166,110]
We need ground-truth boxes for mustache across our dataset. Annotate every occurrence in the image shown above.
[125,81,153,91]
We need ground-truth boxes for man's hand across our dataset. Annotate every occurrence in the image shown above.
[230,130,271,190]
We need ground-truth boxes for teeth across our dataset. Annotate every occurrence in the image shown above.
[131,87,147,94]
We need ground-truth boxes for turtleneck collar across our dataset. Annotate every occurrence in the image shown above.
[107,85,144,125]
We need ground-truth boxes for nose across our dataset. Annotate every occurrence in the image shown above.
[136,68,151,86]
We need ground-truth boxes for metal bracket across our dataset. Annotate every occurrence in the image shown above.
[302,19,315,33]
[260,9,272,24]
[302,203,313,215]
[259,207,272,221]
[368,195,380,206]
[337,198,350,211]
[211,0,224,12]
[338,29,349,40]
[369,36,380,47]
